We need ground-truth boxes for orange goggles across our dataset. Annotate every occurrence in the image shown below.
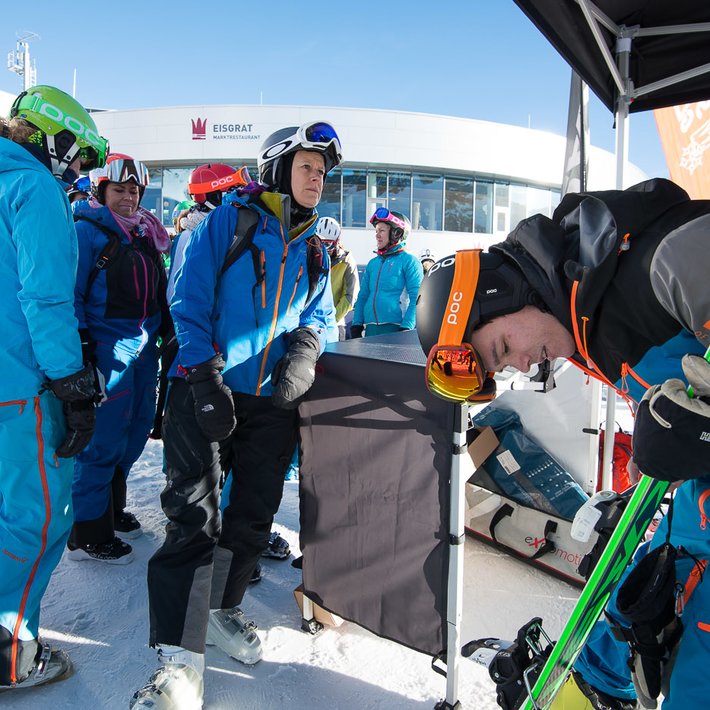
[424,249,491,403]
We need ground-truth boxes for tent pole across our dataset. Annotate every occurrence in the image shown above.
[443,403,468,708]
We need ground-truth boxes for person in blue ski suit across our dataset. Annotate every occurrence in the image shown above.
[68,154,170,564]
[132,121,341,709]
[0,85,106,689]
[415,179,710,710]
[351,208,423,338]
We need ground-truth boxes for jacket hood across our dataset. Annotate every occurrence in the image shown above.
[0,136,51,177]
[491,179,691,334]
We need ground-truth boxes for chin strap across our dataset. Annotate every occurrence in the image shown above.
[44,131,80,179]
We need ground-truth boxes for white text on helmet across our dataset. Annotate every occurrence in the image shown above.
[427,256,455,276]
[446,291,464,325]
[36,100,102,150]
[210,175,238,189]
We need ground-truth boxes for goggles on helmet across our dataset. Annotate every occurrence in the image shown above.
[370,207,407,231]
[259,121,342,170]
[188,165,250,197]
[424,249,492,403]
[67,175,91,195]
[92,158,150,188]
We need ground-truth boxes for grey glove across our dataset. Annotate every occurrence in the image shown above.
[633,354,710,482]
[271,327,320,410]
[185,354,236,441]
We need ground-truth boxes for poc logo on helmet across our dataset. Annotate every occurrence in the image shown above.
[210,175,236,189]
[446,291,464,325]
[427,256,455,277]
[37,101,101,150]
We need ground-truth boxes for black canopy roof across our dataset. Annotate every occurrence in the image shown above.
[513,1,710,114]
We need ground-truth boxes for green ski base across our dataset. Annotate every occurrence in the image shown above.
[521,475,670,710]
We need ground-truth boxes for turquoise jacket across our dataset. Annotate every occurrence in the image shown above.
[0,138,83,400]
[352,241,423,329]
[168,190,335,396]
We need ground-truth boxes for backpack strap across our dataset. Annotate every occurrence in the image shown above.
[305,235,328,303]
[74,215,122,292]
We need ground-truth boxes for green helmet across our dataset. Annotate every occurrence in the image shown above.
[10,85,109,178]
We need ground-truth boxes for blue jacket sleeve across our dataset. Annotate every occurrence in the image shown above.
[170,207,234,368]
[401,253,423,329]
[15,185,83,380]
[352,260,371,325]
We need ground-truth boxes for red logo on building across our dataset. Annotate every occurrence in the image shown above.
[191,117,207,140]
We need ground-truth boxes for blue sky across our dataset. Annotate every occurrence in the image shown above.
[1,0,668,178]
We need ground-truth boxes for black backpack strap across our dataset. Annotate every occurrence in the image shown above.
[74,215,122,292]
[305,234,328,303]
[221,206,260,277]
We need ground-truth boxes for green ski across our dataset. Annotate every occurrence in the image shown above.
[520,474,669,709]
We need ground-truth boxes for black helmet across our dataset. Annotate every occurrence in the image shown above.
[257,121,342,189]
[416,250,542,357]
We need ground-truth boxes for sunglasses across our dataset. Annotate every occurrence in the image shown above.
[424,249,494,403]
[371,207,407,231]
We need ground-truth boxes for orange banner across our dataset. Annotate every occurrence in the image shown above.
[655,101,710,199]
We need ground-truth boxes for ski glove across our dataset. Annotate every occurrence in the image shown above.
[47,364,98,458]
[271,327,320,410]
[633,354,710,482]
[350,324,364,339]
[185,354,236,442]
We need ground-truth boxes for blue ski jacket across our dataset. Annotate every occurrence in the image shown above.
[352,241,423,330]
[73,201,167,356]
[168,190,335,396]
[0,138,83,400]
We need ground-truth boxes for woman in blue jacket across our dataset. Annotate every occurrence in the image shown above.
[0,85,105,690]
[351,209,423,337]
[68,154,170,564]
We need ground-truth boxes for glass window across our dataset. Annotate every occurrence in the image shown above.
[526,186,553,218]
[387,172,411,219]
[161,167,193,226]
[412,174,443,230]
[444,177,473,232]
[342,169,367,228]
[142,167,162,221]
[318,169,341,221]
[510,184,527,227]
[474,181,493,234]
[494,182,509,208]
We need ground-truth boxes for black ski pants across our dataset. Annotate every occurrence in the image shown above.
[147,378,297,653]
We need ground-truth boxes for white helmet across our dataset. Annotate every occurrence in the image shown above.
[316,216,341,246]
[420,247,436,262]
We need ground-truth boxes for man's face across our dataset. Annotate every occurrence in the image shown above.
[290,150,325,209]
[469,306,575,373]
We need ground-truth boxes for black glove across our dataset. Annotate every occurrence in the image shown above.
[79,328,96,364]
[633,354,710,482]
[47,364,98,458]
[350,324,364,339]
[271,327,320,410]
[185,355,236,441]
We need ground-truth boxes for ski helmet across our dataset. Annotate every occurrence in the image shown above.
[89,153,150,205]
[188,163,251,209]
[315,216,341,250]
[416,249,542,361]
[420,247,436,263]
[9,85,109,178]
[257,121,342,189]
[370,208,410,246]
[66,175,91,202]
[172,199,196,225]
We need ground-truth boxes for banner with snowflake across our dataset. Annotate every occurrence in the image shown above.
[655,102,710,199]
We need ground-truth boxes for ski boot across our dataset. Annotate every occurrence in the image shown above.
[262,531,290,560]
[0,641,72,690]
[206,607,263,665]
[130,647,204,710]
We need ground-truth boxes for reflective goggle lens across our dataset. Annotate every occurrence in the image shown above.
[105,159,150,186]
[425,343,486,403]
[303,121,339,144]
[372,207,406,230]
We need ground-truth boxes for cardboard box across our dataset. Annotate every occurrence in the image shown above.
[467,426,499,469]
[293,584,344,627]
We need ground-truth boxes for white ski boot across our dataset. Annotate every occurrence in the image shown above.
[0,642,72,690]
[206,607,263,665]
[130,647,204,710]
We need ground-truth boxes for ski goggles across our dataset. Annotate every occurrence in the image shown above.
[93,158,150,187]
[296,121,342,157]
[188,165,251,195]
[370,207,407,231]
[424,249,491,403]
[67,175,91,195]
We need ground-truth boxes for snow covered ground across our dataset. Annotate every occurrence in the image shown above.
[12,439,581,710]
